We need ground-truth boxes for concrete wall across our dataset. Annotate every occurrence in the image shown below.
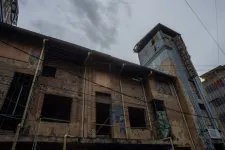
[0,30,199,149]
[0,31,42,110]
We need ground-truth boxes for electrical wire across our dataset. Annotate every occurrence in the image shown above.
[184,0,225,56]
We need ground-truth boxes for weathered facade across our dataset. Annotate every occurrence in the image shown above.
[134,23,225,150]
[0,23,215,150]
[201,66,225,132]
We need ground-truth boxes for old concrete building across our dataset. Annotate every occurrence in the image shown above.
[0,23,219,150]
[201,65,225,130]
[133,23,224,150]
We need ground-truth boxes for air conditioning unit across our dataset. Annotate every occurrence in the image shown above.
[208,129,221,139]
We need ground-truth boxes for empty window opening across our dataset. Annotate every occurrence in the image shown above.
[41,94,72,123]
[128,107,146,128]
[0,72,33,131]
[96,102,111,136]
[42,66,56,77]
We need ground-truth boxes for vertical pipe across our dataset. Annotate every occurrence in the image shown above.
[141,79,152,132]
[63,134,68,150]
[32,118,41,150]
[172,84,196,150]
[12,85,23,115]
[82,67,86,137]
[119,78,128,139]
[11,39,47,150]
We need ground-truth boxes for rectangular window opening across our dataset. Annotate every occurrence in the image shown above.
[42,66,56,77]
[0,72,33,131]
[41,94,72,123]
[96,102,111,136]
[128,107,146,128]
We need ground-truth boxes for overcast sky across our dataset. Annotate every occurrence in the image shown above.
[18,0,225,75]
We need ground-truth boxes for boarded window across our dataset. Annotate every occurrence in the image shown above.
[128,107,146,128]
[96,102,111,136]
[41,94,72,123]
[156,80,172,95]
[0,72,33,131]
[42,66,56,77]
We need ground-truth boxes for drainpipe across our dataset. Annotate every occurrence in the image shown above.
[119,79,128,139]
[172,84,196,150]
[82,67,86,137]
[82,52,90,138]
[141,79,153,136]
[119,64,128,139]
[11,39,47,150]
[160,137,174,150]
[32,118,42,150]
[63,134,76,150]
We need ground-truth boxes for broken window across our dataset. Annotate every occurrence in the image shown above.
[156,80,172,95]
[95,92,111,136]
[42,66,56,77]
[153,100,170,138]
[41,94,72,123]
[128,107,146,128]
[0,72,33,131]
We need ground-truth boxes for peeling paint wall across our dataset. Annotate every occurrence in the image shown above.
[0,29,198,149]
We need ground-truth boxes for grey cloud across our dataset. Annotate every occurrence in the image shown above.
[32,20,66,39]
[68,0,131,49]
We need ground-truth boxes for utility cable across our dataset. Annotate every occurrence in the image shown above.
[184,0,225,56]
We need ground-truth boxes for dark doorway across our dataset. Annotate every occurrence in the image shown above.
[0,72,33,131]
[96,102,111,137]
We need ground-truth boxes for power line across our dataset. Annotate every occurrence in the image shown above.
[184,0,225,56]
[215,0,219,64]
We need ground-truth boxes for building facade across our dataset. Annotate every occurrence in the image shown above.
[201,65,225,129]
[0,0,19,25]
[0,23,213,150]
[134,23,224,150]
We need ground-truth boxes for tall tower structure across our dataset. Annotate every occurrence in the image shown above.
[134,23,224,150]
[0,0,19,25]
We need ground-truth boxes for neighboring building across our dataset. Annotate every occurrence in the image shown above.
[201,65,225,128]
[0,0,19,25]
[0,23,213,150]
[134,23,224,150]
